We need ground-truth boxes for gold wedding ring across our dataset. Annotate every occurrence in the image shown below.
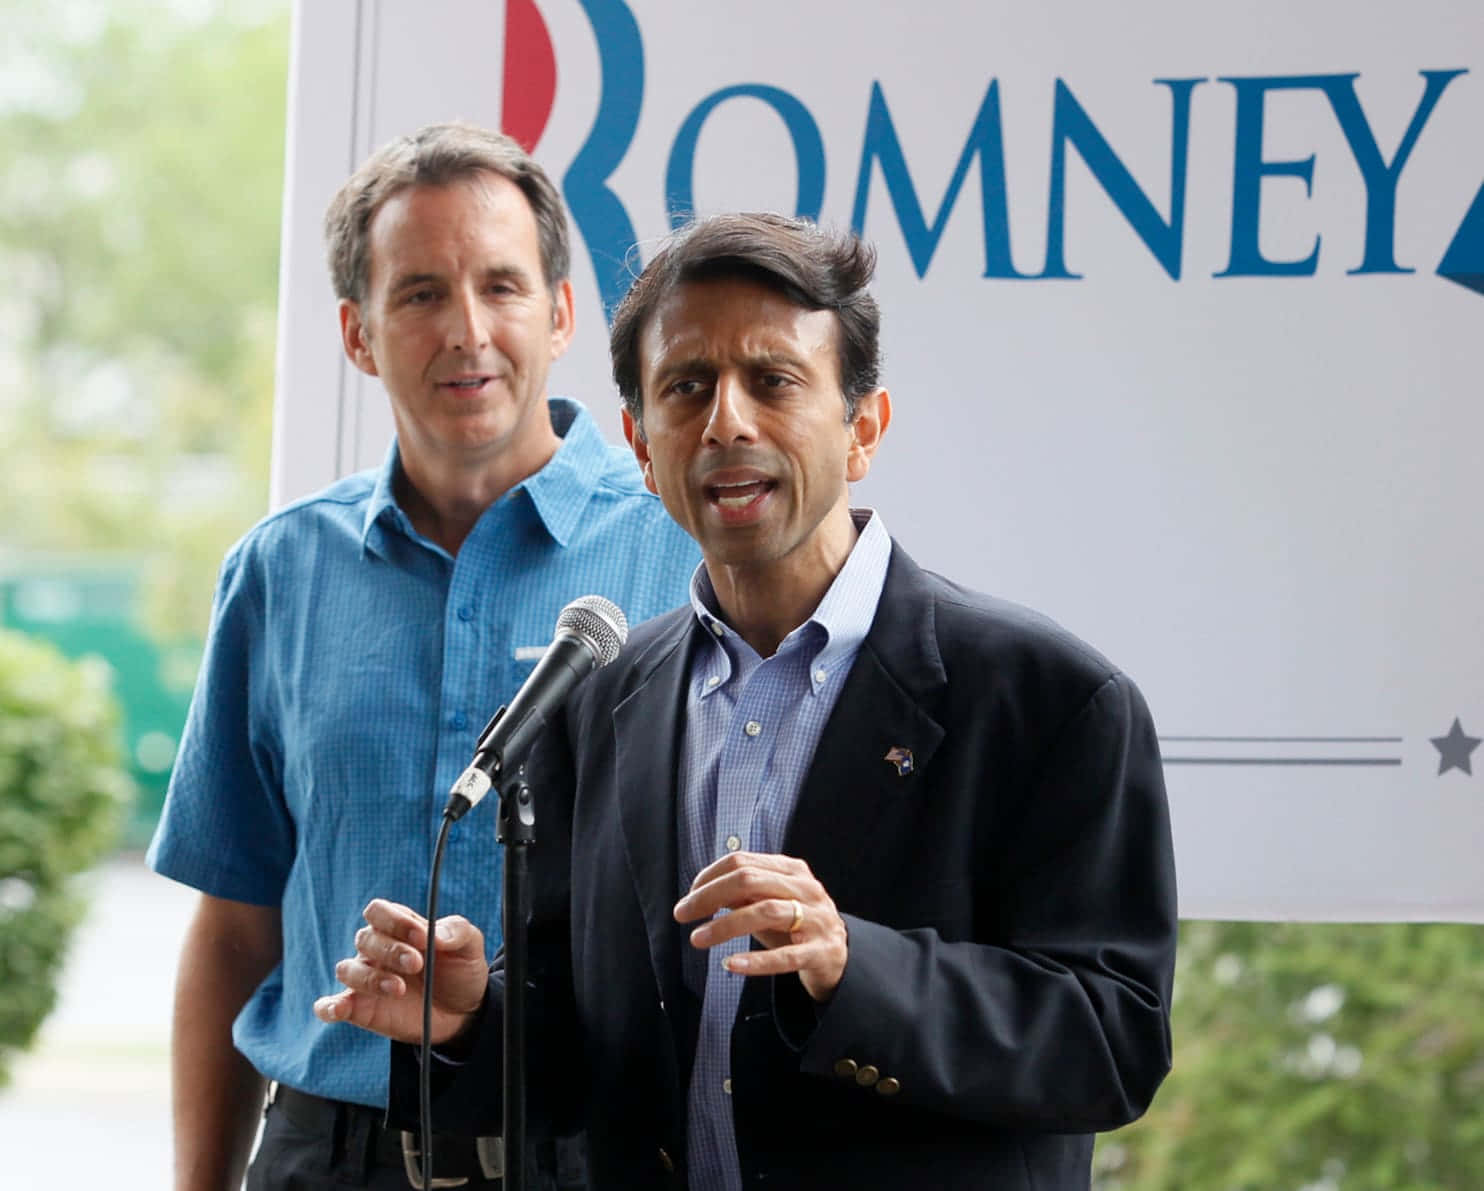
[788,899,805,934]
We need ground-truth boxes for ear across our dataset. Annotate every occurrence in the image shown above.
[339,300,379,377]
[845,388,891,483]
[622,409,658,495]
[549,279,576,360]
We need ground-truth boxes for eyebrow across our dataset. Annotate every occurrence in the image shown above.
[650,348,808,385]
[386,264,533,295]
[480,264,534,287]
[648,355,714,387]
[747,348,809,371]
[387,271,443,295]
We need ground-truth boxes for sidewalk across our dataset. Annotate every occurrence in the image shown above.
[0,855,196,1186]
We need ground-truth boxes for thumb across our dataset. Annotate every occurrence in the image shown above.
[431,914,485,958]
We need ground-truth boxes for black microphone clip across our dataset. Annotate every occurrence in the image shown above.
[444,705,507,822]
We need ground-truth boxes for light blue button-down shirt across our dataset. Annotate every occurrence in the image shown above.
[677,510,892,1191]
[148,398,700,1106]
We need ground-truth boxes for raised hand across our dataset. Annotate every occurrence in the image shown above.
[312,898,490,1047]
[675,851,849,1002]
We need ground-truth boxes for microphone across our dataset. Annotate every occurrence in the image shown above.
[444,595,628,821]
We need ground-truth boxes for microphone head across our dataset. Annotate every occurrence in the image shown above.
[556,595,628,667]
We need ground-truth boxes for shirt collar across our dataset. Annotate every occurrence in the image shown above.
[360,397,607,553]
[519,397,611,547]
[689,509,891,687]
[361,439,412,554]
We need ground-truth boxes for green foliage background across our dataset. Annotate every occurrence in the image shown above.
[0,0,285,642]
[1097,920,1484,1189]
[0,631,132,1087]
[0,0,287,1080]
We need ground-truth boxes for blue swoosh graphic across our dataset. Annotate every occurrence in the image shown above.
[564,0,644,322]
[1438,177,1484,297]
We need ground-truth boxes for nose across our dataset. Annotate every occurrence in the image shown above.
[444,285,488,353]
[702,374,758,446]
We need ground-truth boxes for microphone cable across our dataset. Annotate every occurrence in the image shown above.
[419,806,458,1191]
[413,594,627,1189]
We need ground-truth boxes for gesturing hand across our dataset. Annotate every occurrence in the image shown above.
[312,898,489,1047]
[674,852,849,1002]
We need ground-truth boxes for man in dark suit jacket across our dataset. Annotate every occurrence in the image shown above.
[315,213,1177,1190]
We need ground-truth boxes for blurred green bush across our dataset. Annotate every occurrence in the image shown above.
[0,629,133,1087]
[1096,919,1484,1189]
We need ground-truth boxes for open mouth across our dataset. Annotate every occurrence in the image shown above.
[706,479,775,515]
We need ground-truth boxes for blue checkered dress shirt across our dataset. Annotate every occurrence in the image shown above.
[147,398,700,1107]
[678,510,891,1191]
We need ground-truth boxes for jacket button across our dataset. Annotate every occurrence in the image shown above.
[832,1058,858,1080]
[658,1147,675,1173]
[876,1076,902,1096]
[855,1064,880,1088]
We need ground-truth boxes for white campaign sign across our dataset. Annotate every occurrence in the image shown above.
[272,0,1484,921]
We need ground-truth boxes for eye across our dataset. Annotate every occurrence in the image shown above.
[405,288,437,305]
[759,372,795,390]
[668,378,707,397]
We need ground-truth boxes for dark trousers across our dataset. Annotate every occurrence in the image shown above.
[246,1085,583,1189]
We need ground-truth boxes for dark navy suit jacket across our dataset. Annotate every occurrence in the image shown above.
[393,543,1177,1190]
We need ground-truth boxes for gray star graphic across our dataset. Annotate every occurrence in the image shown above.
[1430,717,1481,776]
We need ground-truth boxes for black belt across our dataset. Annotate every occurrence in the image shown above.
[271,1083,504,1188]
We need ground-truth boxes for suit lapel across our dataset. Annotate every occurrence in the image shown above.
[612,619,697,1015]
[784,546,948,908]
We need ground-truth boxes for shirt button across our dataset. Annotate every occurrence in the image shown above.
[709,620,724,637]
[705,675,721,689]
[744,720,762,737]
[722,1078,732,1095]
[813,668,827,683]
[456,605,473,622]
[725,834,742,852]
[451,712,467,730]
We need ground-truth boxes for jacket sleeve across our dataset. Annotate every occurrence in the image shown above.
[790,671,1176,1132]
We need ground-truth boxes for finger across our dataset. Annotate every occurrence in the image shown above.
[355,908,483,971]
[313,985,427,1042]
[688,851,805,893]
[362,898,431,946]
[313,985,405,1032]
[313,989,357,1024]
[336,955,413,999]
[677,866,805,923]
[725,934,849,1002]
[687,896,799,949]
[354,925,424,976]
[719,940,815,977]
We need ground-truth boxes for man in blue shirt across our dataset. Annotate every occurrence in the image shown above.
[314,213,1178,1189]
[148,123,698,1191]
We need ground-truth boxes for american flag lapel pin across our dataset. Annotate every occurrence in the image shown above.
[884,746,914,777]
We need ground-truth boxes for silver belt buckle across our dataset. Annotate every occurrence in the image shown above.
[400,1131,470,1188]
[476,1135,505,1179]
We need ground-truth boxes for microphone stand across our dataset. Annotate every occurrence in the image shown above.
[496,768,534,1191]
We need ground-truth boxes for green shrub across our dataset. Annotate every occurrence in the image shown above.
[1096,919,1484,1189]
[0,629,133,1087]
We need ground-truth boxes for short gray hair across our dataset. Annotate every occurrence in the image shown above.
[323,121,570,303]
